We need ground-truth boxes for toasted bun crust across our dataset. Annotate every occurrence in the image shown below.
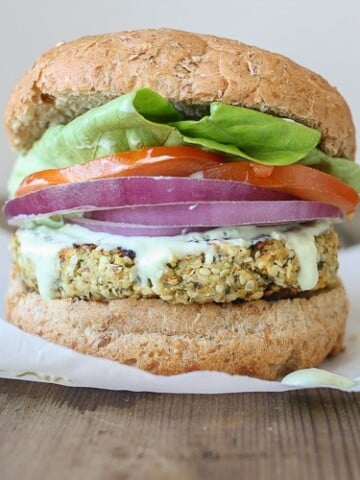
[6,273,347,379]
[5,28,355,159]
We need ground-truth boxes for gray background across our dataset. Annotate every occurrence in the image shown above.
[1,0,359,235]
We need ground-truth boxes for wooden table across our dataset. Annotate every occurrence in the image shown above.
[0,379,359,479]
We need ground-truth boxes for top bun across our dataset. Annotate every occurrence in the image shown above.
[5,28,355,159]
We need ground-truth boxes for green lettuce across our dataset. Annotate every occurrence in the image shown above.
[7,87,360,196]
[8,89,184,196]
[172,103,320,164]
[299,149,360,191]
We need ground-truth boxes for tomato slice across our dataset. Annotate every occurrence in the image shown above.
[15,146,224,197]
[15,146,359,214]
[203,162,359,214]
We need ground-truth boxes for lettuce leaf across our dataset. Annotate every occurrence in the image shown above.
[8,89,184,196]
[172,103,321,164]
[300,149,360,191]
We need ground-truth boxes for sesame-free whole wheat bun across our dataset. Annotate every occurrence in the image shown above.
[4,29,356,379]
[7,273,347,379]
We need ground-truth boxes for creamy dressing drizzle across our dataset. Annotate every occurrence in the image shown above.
[16,221,330,299]
[282,368,359,390]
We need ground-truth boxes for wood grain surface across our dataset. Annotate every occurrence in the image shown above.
[0,379,359,480]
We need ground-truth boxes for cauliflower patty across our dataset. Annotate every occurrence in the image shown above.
[12,227,339,304]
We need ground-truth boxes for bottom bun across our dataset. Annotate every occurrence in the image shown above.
[6,273,348,379]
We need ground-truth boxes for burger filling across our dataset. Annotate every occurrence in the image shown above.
[5,88,359,308]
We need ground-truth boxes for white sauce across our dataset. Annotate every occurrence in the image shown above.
[272,226,321,291]
[16,220,330,299]
[282,368,359,390]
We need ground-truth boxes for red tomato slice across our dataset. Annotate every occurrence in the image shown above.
[203,162,359,214]
[15,146,359,214]
[15,146,224,197]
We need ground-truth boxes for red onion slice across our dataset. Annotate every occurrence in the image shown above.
[87,201,342,226]
[64,200,342,236]
[67,218,207,236]
[4,176,293,225]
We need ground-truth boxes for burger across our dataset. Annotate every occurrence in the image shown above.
[3,29,360,379]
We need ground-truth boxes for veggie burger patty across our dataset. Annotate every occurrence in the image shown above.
[12,223,338,304]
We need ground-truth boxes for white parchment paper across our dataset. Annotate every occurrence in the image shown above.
[0,227,359,393]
